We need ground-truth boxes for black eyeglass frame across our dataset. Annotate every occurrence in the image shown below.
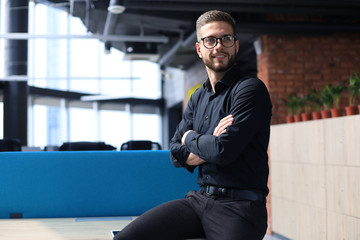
[197,35,237,49]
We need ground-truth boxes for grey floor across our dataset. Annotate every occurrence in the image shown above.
[264,233,290,240]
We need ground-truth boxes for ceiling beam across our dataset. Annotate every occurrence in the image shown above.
[0,33,169,43]
[123,2,360,16]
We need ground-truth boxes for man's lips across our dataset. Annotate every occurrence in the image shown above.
[211,53,228,59]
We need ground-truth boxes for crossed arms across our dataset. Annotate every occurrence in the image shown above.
[181,114,234,166]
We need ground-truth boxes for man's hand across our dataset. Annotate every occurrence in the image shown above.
[186,153,206,166]
[181,130,205,166]
[213,115,234,136]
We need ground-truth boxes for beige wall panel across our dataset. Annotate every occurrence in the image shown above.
[270,120,325,164]
[272,197,327,240]
[292,120,325,165]
[296,204,327,240]
[326,166,360,218]
[270,115,360,239]
[301,164,326,208]
[343,116,360,166]
[327,211,360,240]
[324,115,360,166]
[324,117,346,165]
[270,123,295,162]
[271,162,297,201]
[272,197,298,238]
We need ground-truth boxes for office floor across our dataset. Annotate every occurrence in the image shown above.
[0,217,283,240]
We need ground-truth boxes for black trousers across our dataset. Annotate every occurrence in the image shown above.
[113,190,268,240]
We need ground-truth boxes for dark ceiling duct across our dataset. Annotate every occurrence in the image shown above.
[103,0,125,53]
[33,0,360,69]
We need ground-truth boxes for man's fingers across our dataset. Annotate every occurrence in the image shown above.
[218,116,234,129]
[213,115,234,136]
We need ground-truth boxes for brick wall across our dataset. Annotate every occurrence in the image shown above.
[258,34,360,125]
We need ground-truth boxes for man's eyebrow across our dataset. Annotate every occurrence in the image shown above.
[202,34,233,38]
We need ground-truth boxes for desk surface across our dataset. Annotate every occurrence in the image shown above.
[0,217,279,240]
[0,217,133,240]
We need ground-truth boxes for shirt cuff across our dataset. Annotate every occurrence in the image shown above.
[184,130,198,148]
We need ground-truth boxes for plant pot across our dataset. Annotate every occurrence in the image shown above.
[286,115,293,123]
[312,112,321,120]
[330,108,340,118]
[293,114,301,122]
[301,113,311,121]
[321,110,330,119]
[345,106,356,116]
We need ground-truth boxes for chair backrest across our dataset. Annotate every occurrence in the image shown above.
[59,141,116,151]
[0,138,21,152]
[120,140,162,150]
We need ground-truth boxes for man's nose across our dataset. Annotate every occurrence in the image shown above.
[214,38,224,48]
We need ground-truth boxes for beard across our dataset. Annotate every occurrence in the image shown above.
[202,49,237,73]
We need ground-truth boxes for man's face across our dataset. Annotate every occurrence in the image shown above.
[196,21,239,73]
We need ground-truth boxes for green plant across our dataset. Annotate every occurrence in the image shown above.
[325,83,345,109]
[307,87,322,112]
[320,86,333,110]
[299,94,312,114]
[283,93,301,116]
[347,71,360,106]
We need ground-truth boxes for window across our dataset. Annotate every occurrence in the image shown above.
[0,2,163,149]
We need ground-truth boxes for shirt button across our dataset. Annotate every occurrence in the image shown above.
[205,116,209,119]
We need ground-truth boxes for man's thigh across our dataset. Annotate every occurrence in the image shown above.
[202,198,268,240]
[114,198,205,240]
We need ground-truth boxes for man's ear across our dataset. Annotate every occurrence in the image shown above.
[196,42,202,58]
[235,39,239,54]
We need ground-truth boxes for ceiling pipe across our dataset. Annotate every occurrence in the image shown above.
[0,33,169,43]
[103,0,126,53]
[158,31,196,67]
[108,0,126,14]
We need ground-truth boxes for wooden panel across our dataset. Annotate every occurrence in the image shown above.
[270,115,360,239]
[327,211,360,240]
[272,197,327,239]
[324,115,360,166]
[270,120,325,164]
[326,166,360,218]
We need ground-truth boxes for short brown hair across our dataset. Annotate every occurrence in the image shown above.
[196,10,236,40]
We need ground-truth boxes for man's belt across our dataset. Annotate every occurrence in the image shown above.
[200,185,265,202]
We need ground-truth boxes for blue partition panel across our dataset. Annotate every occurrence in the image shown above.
[0,150,198,218]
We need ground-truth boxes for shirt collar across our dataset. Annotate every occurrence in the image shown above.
[202,64,244,92]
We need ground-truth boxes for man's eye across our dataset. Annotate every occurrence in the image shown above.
[223,36,233,42]
[205,38,216,44]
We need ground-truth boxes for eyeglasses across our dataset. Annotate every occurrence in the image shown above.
[197,35,237,49]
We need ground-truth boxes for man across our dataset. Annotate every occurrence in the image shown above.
[114,10,272,240]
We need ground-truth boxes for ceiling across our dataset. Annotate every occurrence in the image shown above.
[34,0,360,70]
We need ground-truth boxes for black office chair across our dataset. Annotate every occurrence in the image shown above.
[59,141,116,151]
[0,138,22,152]
[120,140,162,150]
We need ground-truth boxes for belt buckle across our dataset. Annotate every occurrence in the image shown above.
[219,187,227,195]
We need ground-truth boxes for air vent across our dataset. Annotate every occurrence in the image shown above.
[123,42,159,61]
[123,53,160,61]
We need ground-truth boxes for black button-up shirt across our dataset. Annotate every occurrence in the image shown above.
[169,65,272,195]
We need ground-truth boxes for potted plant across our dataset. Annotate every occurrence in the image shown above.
[320,86,333,119]
[325,83,345,118]
[300,94,312,121]
[292,94,302,122]
[308,87,322,120]
[345,71,360,115]
[283,93,298,123]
